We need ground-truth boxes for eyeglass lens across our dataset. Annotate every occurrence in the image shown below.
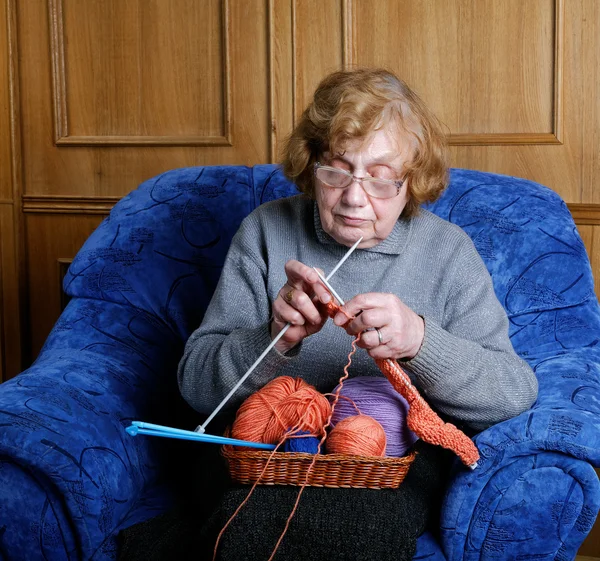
[315,167,399,198]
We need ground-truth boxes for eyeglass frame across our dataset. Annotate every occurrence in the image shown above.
[313,161,405,199]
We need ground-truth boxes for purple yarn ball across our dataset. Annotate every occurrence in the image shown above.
[330,377,418,457]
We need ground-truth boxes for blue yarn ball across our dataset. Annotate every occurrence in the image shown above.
[282,430,321,454]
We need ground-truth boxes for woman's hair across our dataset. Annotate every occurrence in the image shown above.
[281,68,448,217]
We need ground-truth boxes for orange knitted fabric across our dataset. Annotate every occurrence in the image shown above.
[321,300,480,468]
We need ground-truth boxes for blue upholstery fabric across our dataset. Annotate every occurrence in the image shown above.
[0,165,598,560]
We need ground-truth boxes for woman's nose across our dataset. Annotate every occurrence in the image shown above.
[341,178,369,206]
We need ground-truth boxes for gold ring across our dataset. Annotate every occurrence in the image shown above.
[284,288,295,304]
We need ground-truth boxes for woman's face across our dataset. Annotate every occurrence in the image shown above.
[315,127,412,249]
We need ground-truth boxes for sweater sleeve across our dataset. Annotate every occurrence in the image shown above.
[177,218,295,416]
[403,236,538,431]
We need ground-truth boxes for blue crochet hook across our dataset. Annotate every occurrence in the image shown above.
[125,421,276,450]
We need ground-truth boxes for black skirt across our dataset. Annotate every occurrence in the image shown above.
[118,439,452,561]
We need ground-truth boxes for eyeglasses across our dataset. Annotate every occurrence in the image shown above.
[314,162,404,199]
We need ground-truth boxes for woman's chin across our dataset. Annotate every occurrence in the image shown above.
[329,226,374,248]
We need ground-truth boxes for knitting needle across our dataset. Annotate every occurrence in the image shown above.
[313,269,345,306]
[196,236,363,434]
[126,421,276,450]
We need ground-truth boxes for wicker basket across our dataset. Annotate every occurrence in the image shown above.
[222,445,416,489]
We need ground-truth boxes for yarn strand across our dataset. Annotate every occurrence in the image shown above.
[265,332,362,561]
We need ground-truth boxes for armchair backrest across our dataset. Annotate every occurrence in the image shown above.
[64,166,299,342]
[427,169,600,359]
[64,165,600,361]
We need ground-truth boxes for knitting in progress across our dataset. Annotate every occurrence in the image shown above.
[321,299,480,469]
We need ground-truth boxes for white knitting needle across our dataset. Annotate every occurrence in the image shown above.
[196,236,363,433]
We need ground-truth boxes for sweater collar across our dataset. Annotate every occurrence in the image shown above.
[312,201,412,256]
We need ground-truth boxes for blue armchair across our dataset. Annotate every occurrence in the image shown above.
[0,165,598,560]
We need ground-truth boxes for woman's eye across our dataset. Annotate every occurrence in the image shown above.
[369,166,394,179]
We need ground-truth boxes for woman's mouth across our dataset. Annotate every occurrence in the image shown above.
[338,215,367,226]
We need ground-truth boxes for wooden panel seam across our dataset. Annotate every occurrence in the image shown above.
[449,133,562,146]
[553,0,565,143]
[291,0,297,127]
[47,0,233,147]
[348,0,563,147]
[449,0,564,146]
[21,197,600,223]
[268,0,275,162]
[342,0,352,68]
[569,204,600,226]
[23,196,118,214]
[6,0,25,378]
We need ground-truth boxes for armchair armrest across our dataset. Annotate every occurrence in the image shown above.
[0,298,182,560]
[440,348,600,560]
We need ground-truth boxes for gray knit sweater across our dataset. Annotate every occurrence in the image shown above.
[178,195,538,431]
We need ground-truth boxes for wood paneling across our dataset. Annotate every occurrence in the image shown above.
[0,0,23,381]
[25,214,104,358]
[351,0,559,142]
[292,0,345,123]
[0,0,8,381]
[22,195,120,214]
[0,204,21,379]
[578,226,600,298]
[0,0,11,202]
[17,0,270,198]
[269,0,293,161]
[50,0,231,145]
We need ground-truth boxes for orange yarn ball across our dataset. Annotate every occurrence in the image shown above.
[326,414,387,457]
[231,376,332,444]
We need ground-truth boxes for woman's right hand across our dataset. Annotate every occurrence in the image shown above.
[271,260,332,354]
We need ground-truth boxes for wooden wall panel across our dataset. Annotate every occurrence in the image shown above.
[0,0,10,201]
[0,205,21,379]
[352,0,556,138]
[580,0,600,205]
[0,0,9,381]
[292,0,345,123]
[0,0,23,382]
[17,0,270,199]
[578,225,600,298]
[446,0,587,205]
[269,0,294,161]
[26,214,104,358]
[55,0,228,144]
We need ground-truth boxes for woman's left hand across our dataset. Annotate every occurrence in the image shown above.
[332,293,425,360]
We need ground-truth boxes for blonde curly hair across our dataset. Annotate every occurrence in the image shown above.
[281,68,448,217]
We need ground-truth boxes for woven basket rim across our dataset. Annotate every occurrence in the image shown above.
[221,445,416,466]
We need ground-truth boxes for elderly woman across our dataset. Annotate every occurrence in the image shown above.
[114,68,545,561]
[177,68,537,434]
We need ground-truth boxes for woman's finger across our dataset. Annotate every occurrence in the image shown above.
[333,293,387,326]
[284,260,319,288]
[277,284,322,325]
[339,306,388,336]
[353,328,383,349]
[285,261,332,304]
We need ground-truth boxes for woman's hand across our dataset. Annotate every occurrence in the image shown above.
[332,293,424,360]
[271,260,332,354]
